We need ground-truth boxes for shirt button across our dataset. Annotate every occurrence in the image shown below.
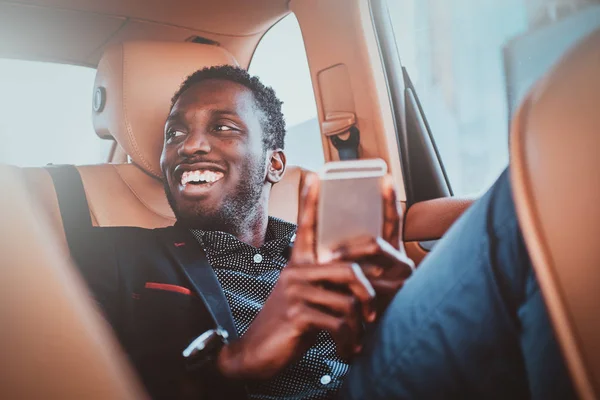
[253,253,263,263]
[320,375,332,385]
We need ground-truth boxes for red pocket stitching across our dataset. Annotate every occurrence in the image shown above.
[145,282,193,296]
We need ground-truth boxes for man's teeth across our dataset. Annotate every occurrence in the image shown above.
[181,170,224,185]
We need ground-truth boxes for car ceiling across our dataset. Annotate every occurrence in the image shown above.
[0,0,290,67]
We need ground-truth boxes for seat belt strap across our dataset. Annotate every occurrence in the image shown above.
[45,165,93,255]
[331,125,360,160]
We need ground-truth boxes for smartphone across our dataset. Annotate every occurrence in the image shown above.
[316,158,387,263]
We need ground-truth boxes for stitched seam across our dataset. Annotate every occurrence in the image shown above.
[112,164,176,221]
[121,45,160,177]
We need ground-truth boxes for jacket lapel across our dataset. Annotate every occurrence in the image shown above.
[160,225,238,341]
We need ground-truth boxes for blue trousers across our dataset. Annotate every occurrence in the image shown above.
[340,169,576,399]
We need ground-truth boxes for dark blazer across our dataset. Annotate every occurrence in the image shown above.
[72,224,247,400]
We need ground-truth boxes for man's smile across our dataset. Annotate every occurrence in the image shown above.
[180,170,225,185]
[174,162,227,197]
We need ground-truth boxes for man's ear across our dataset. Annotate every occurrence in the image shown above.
[266,149,286,184]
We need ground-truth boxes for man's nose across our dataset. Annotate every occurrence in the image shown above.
[179,130,211,156]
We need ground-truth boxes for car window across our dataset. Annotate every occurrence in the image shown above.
[0,59,112,167]
[249,13,324,172]
[387,0,593,196]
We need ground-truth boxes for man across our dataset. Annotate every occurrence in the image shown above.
[74,65,413,400]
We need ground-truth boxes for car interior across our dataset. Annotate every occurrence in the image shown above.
[0,0,599,398]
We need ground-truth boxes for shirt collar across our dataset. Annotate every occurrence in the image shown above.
[190,217,297,258]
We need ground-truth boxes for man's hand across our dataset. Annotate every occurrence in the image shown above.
[216,174,375,381]
[330,175,415,315]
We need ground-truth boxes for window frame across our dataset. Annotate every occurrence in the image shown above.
[369,0,452,205]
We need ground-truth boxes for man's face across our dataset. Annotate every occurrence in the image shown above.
[160,79,280,232]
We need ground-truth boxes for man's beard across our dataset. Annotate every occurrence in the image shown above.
[164,156,267,235]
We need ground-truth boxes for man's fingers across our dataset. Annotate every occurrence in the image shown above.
[296,305,362,360]
[289,263,376,322]
[332,236,397,263]
[292,172,320,264]
[299,283,360,318]
[331,236,414,281]
[348,262,377,322]
[299,284,364,356]
[382,175,401,250]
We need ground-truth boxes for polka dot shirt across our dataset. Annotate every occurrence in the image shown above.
[190,217,349,400]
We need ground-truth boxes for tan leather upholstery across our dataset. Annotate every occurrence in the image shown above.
[269,166,308,224]
[510,29,600,400]
[0,0,287,67]
[108,142,128,164]
[79,164,176,227]
[0,165,146,399]
[22,41,309,251]
[402,198,474,266]
[404,241,429,266]
[93,41,239,178]
[404,197,474,242]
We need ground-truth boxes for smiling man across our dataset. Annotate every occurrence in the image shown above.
[161,72,284,243]
[72,65,413,400]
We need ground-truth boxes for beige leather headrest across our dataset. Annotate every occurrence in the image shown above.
[511,29,600,400]
[92,41,238,178]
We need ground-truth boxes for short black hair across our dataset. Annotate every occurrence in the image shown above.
[170,65,286,150]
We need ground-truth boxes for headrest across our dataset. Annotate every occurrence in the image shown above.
[92,41,238,178]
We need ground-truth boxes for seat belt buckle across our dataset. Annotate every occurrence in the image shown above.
[321,112,360,160]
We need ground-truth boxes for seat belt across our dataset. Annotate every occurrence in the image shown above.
[45,165,93,255]
[44,164,236,335]
[44,165,246,396]
[331,126,360,160]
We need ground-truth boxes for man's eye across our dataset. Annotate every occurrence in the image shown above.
[215,125,235,132]
[166,129,186,141]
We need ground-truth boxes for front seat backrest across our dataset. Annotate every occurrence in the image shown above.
[0,165,146,399]
[511,29,600,400]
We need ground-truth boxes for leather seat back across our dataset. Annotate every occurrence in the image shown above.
[22,41,309,249]
[0,165,146,399]
[511,29,600,400]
